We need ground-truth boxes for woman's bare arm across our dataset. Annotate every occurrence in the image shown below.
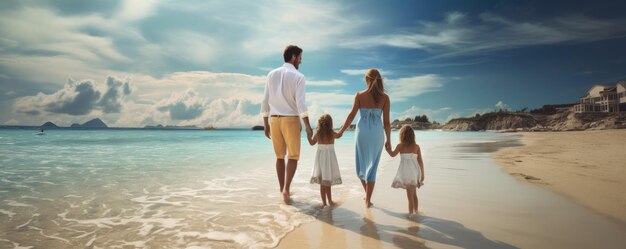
[383,95,391,150]
[338,93,359,136]
[387,144,400,157]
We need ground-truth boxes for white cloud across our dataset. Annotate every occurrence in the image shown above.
[194,98,261,128]
[340,12,626,58]
[340,69,393,76]
[160,31,219,65]
[12,76,131,116]
[307,92,354,107]
[0,7,130,63]
[239,0,366,58]
[117,0,159,21]
[394,106,452,123]
[495,101,509,110]
[156,89,209,121]
[131,71,266,102]
[385,74,444,102]
[307,80,346,86]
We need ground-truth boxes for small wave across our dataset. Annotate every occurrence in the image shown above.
[177,230,253,247]
[15,214,39,230]
[0,209,16,218]
[130,196,190,207]
[20,196,54,202]
[0,238,34,249]
[4,200,36,208]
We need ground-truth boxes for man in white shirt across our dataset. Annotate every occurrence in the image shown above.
[261,45,313,202]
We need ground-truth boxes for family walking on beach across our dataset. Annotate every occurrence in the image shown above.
[261,45,425,217]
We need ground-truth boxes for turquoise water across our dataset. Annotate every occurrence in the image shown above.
[0,129,517,248]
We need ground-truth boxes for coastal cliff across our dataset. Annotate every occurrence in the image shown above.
[441,111,626,131]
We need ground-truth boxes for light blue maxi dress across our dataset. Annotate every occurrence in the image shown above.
[355,108,385,182]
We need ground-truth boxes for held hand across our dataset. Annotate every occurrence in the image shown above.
[264,125,271,139]
[336,130,343,139]
[384,141,391,151]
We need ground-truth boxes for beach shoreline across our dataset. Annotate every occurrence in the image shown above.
[276,130,626,249]
[493,129,626,224]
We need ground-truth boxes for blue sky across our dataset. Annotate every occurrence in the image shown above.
[2,0,626,127]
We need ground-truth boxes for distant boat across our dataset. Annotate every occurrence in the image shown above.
[36,131,45,135]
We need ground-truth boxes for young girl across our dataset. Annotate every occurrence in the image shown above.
[386,125,425,217]
[307,114,342,206]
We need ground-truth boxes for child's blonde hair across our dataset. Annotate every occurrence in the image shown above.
[316,114,334,141]
[399,125,415,145]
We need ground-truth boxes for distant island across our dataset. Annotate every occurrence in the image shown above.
[41,121,59,129]
[39,118,108,129]
[71,118,108,128]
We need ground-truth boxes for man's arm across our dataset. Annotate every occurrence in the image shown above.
[307,130,317,145]
[263,117,270,139]
[295,76,312,136]
[261,75,271,139]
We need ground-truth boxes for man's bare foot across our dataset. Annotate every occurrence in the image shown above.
[365,201,373,208]
[282,191,291,203]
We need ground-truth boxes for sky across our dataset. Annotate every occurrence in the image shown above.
[2,0,626,128]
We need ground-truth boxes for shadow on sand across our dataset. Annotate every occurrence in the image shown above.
[379,208,518,249]
[297,203,518,249]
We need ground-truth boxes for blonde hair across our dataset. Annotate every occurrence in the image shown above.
[399,125,415,145]
[365,68,385,104]
[316,114,334,141]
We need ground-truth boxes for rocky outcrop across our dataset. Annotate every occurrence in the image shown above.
[442,112,537,131]
[442,111,626,132]
[391,120,441,130]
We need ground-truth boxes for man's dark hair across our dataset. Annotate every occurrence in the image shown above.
[283,45,303,62]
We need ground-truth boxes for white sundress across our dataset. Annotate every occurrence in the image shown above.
[310,144,342,186]
[391,153,422,189]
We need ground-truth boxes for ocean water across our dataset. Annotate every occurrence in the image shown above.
[0,128,518,248]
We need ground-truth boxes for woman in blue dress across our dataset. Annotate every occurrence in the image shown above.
[337,68,391,208]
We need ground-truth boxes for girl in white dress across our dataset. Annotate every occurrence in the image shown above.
[307,114,342,206]
[386,125,425,217]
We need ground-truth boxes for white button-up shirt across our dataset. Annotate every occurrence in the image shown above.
[260,63,308,118]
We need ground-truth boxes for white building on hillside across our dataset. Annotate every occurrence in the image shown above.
[574,81,626,113]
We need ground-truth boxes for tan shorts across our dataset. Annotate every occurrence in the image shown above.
[270,116,301,160]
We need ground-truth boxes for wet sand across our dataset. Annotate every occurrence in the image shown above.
[277,132,626,249]
[494,129,626,223]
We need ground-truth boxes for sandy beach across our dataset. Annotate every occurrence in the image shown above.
[276,131,626,249]
[494,129,626,223]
